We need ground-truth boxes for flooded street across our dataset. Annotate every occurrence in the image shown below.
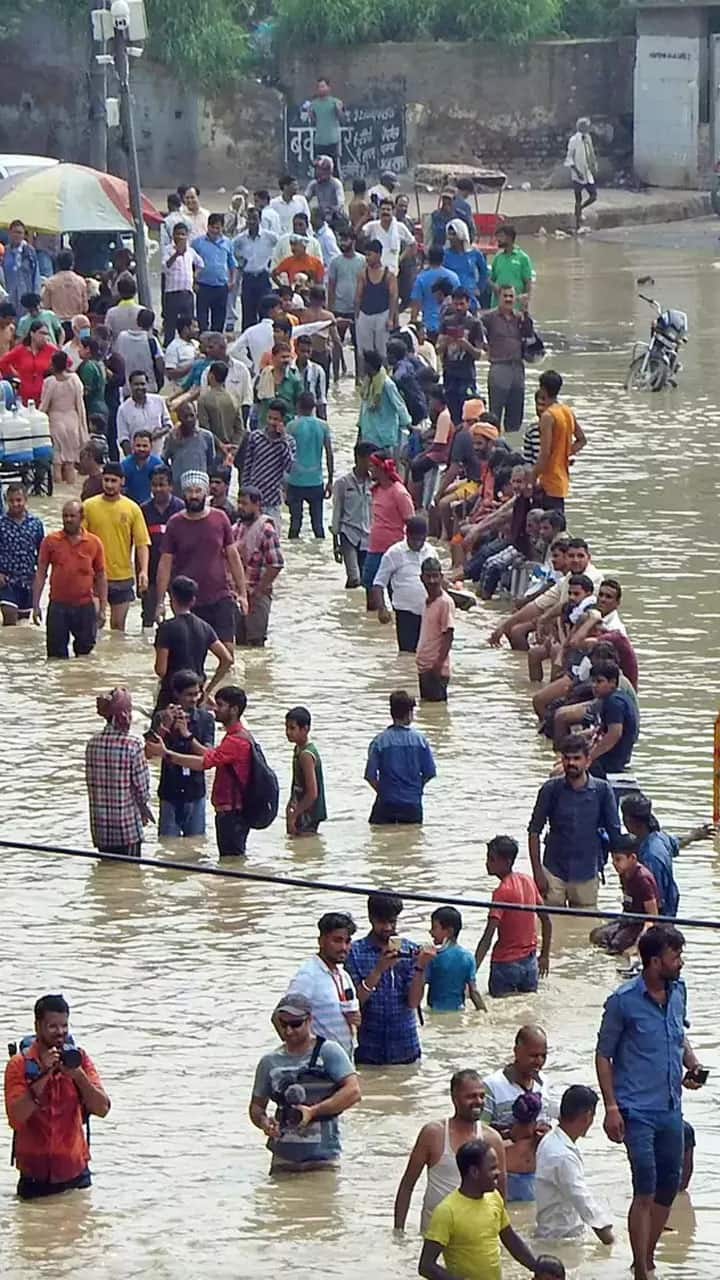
[3,228,720,1279]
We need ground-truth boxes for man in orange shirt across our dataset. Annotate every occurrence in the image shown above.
[532,370,586,513]
[4,993,110,1199]
[32,498,107,659]
[273,236,324,286]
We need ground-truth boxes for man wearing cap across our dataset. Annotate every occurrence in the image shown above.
[249,992,361,1173]
[154,470,247,653]
[285,912,360,1057]
[305,156,346,222]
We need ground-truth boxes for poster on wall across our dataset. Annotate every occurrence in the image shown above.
[285,101,407,180]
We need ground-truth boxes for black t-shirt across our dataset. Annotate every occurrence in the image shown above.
[156,707,215,804]
[155,612,218,697]
[440,309,483,379]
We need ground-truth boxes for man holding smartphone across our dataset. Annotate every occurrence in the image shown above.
[596,925,706,1280]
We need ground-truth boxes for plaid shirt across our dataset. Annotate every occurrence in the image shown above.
[85,726,150,849]
[346,934,421,1065]
[233,517,284,593]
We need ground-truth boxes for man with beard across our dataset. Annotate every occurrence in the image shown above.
[232,485,284,647]
[154,470,247,657]
[528,733,621,908]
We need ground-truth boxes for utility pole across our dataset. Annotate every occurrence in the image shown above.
[110,6,151,306]
[88,0,108,170]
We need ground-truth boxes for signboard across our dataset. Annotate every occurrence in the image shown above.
[285,101,407,180]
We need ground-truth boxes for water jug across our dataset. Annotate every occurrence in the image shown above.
[26,399,53,463]
[1,403,33,465]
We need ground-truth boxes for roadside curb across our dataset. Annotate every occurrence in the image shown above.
[510,192,712,235]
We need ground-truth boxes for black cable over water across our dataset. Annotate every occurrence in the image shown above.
[2,836,720,930]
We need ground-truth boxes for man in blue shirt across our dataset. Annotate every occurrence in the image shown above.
[120,429,162,505]
[622,792,713,918]
[347,892,421,1065]
[192,213,236,335]
[409,248,459,338]
[0,483,45,623]
[1,220,40,312]
[596,924,706,1280]
[589,658,639,778]
[364,688,436,824]
[528,733,621,907]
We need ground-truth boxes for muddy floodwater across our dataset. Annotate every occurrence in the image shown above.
[3,230,720,1279]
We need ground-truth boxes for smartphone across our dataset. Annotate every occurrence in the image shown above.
[388,934,401,951]
[690,1066,709,1085]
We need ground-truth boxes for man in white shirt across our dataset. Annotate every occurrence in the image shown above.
[535,1085,614,1242]
[117,371,172,455]
[229,295,284,374]
[252,188,282,236]
[272,212,323,269]
[180,186,210,239]
[370,514,431,654]
[270,174,311,236]
[232,207,278,331]
[285,911,360,1057]
[165,317,198,383]
[364,198,415,275]
[162,222,203,343]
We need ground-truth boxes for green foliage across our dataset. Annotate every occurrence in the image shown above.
[272,0,629,46]
[0,0,633,80]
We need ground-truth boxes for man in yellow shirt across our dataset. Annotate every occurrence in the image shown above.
[419,1139,541,1280]
[83,463,150,631]
[532,370,586,514]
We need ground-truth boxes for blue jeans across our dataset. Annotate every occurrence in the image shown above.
[488,951,539,998]
[506,1171,535,1202]
[361,550,384,590]
[159,798,207,837]
[621,1106,684,1204]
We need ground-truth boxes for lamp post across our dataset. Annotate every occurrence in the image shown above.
[110,1,151,306]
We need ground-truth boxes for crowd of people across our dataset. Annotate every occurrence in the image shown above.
[0,86,712,1280]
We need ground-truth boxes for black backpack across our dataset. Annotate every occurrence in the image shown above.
[242,735,279,829]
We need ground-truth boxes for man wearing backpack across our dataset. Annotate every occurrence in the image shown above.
[147,684,275,856]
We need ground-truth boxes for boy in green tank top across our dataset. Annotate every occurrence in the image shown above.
[285,705,327,836]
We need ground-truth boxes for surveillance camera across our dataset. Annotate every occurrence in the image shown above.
[111,0,131,29]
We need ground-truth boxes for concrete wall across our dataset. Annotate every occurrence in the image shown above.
[278,39,635,171]
[0,19,633,188]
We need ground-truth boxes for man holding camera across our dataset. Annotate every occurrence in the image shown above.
[4,994,110,1200]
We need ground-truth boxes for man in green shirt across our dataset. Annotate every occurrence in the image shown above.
[309,77,345,179]
[489,224,534,308]
[15,293,64,345]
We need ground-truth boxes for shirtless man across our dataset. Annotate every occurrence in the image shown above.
[393,1068,507,1233]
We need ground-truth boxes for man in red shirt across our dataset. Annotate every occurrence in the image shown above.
[4,993,110,1199]
[148,684,253,856]
[474,835,552,998]
[590,835,659,953]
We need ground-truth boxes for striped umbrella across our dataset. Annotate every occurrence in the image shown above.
[0,163,163,234]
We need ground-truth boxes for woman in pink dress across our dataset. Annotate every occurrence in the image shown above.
[40,350,89,485]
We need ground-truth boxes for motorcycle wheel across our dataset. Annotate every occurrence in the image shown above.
[648,356,668,392]
[624,355,653,391]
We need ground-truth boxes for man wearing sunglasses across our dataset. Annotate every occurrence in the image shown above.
[249,994,361,1173]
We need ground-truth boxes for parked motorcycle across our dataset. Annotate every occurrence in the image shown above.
[624,294,688,392]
